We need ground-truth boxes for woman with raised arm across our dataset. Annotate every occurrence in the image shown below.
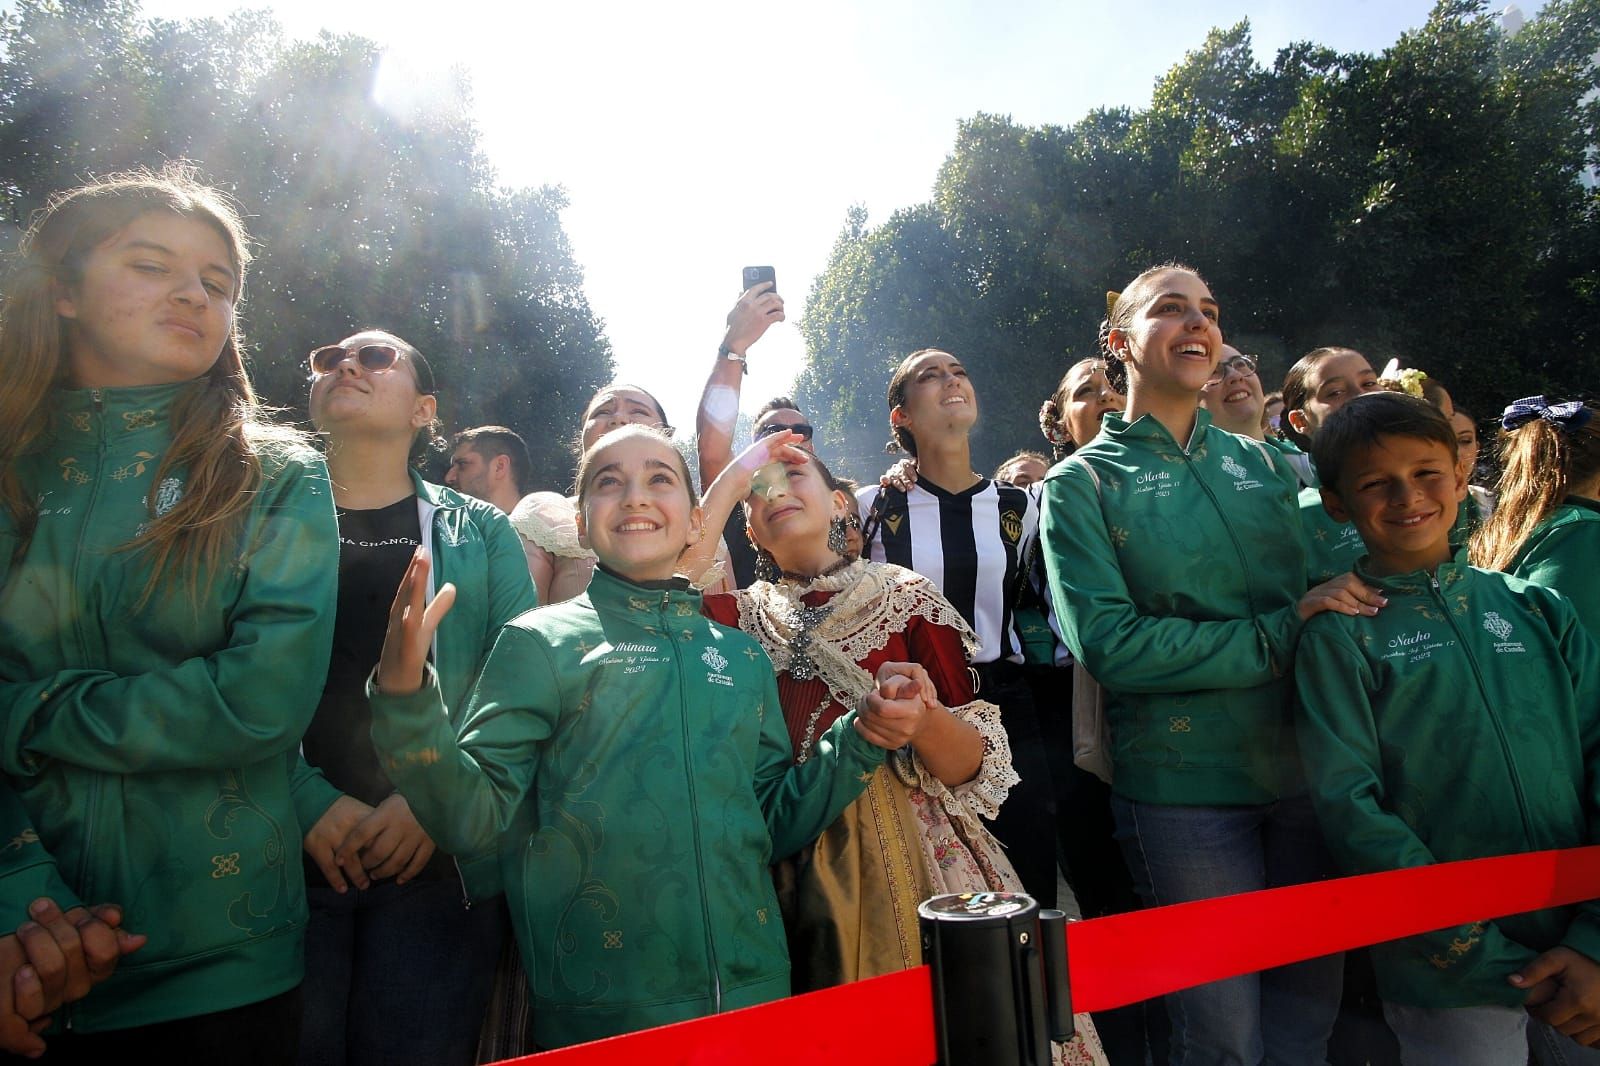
[700,442,1106,1065]
[0,167,336,1059]
[292,329,537,1066]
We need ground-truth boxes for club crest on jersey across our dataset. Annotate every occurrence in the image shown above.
[883,514,904,536]
[1000,509,1023,544]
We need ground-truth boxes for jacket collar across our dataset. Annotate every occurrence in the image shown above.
[409,468,467,511]
[1353,548,1474,597]
[588,564,700,615]
[52,380,194,442]
[1101,407,1212,455]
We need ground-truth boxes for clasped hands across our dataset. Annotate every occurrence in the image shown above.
[853,661,941,751]
[303,792,436,893]
[0,898,144,1057]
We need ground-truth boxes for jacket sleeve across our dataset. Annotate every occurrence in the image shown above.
[1517,523,1600,632]
[753,668,887,860]
[1550,596,1600,962]
[1039,464,1303,694]
[0,780,82,929]
[0,455,338,777]
[1294,626,1538,991]
[289,751,344,832]
[369,625,559,859]
[483,508,541,628]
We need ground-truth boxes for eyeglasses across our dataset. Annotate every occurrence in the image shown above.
[1204,354,1258,387]
[755,421,815,442]
[308,343,435,393]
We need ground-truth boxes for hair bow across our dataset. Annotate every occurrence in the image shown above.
[1105,290,1121,320]
[1038,399,1071,446]
[1501,396,1594,433]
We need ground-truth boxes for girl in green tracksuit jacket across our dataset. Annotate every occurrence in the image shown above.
[1039,264,1385,1065]
[365,424,899,1050]
[1472,397,1600,631]
[0,169,337,1058]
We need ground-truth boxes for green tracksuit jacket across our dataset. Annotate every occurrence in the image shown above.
[1509,496,1600,630]
[290,471,538,893]
[0,382,337,1030]
[1294,556,1600,1007]
[1040,410,1308,806]
[368,566,885,1048]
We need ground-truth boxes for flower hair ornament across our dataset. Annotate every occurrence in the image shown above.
[1377,358,1428,399]
[1501,396,1594,433]
[1038,398,1071,446]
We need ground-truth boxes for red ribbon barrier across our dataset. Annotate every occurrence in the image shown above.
[1068,844,1600,1012]
[506,845,1600,1064]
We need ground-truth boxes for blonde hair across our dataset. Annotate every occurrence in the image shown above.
[1471,407,1600,571]
[0,164,303,604]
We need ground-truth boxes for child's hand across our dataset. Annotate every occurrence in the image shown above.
[879,458,918,493]
[1511,946,1600,1044]
[376,549,455,697]
[855,662,940,750]
[730,431,808,482]
[1297,572,1387,621]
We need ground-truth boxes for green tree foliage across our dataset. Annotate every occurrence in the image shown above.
[0,0,613,488]
[799,0,1600,478]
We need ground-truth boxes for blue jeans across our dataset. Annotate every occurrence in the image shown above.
[1111,794,1343,1066]
[1382,1002,1527,1066]
[299,876,509,1066]
[1532,1018,1600,1066]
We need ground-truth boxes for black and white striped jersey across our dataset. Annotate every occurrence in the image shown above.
[858,476,1038,664]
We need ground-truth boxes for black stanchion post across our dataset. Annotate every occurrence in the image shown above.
[918,892,1053,1066]
[1038,909,1075,1042]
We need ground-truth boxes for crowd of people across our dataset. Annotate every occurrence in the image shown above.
[1,165,1598,1066]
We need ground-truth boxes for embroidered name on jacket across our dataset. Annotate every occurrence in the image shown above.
[1135,470,1174,497]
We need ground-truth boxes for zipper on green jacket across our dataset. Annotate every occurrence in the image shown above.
[667,595,722,1013]
[64,389,111,1031]
[1429,572,1537,845]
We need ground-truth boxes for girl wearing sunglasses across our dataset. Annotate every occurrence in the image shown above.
[0,167,337,1058]
[295,329,537,1066]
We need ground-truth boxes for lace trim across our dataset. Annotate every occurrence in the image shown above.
[732,559,981,711]
[509,493,595,561]
[890,697,1017,829]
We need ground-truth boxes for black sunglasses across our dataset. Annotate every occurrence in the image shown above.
[755,421,814,442]
[308,343,435,393]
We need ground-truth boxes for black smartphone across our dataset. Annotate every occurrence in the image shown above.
[742,265,776,295]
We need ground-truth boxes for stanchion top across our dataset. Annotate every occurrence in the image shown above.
[918,892,1037,923]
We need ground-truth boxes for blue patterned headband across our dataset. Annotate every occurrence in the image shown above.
[1501,395,1593,433]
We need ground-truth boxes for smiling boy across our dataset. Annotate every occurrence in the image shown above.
[1294,392,1600,1063]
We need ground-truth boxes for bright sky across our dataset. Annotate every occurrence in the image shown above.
[122,0,1534,428]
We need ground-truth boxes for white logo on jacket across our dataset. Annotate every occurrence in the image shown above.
[1483,611,1525,653]
[702,645,733,687]
[1220,455,1263,492]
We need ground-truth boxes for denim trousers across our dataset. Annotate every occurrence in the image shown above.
[1382,1002,1527,1066]
[299,876,509,1066]
[1111,794,1344,1066]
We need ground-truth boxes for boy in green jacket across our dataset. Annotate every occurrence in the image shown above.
[1296,392,1600,1063]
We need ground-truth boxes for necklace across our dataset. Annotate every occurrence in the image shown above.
[786,598,835,682]
[777,554,852,584]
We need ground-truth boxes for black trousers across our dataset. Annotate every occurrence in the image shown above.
[973,659,1058,909]
[17,985,301,1066]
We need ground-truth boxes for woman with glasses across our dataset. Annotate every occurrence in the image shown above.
[1039,266,1384,1065]
[294,330,537,1066]
[0,168,336,1059]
